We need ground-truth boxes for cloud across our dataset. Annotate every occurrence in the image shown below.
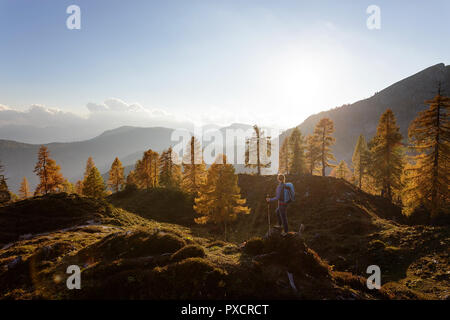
[0,98,194,143]
[0,104,85,127]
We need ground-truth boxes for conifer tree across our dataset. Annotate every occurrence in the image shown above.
[63,179,74,193]
[288,127,306,175]
[404,87,450,217]
[108,157,125,192]
[369,109,404,200]
[34,146,65,195]
[305,134,321,175]
[82,167,106,199]
[352,134,370,189]
[126,170,138,188]
[19,177,31,199]
[84,156,95,178]
[331,160,352,181]
[0,162,11,204]
[278,136,290,175]
[245,125,271,175]
[159,147,182,188]
[194,154,250,240]
[135,150,159,189]
[74,180,83,194]
[313,118,336,176]
[182,136,207,194]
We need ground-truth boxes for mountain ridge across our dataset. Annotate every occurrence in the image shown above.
[280,63,450,166]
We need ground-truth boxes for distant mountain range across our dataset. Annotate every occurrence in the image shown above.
[1,63,449,192]
[0,124,255,191]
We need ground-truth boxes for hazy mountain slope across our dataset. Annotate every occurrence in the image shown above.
[1,123,258,192]
[0,127,175,191]
[281,63,450,166]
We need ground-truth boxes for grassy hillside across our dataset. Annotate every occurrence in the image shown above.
[0,193,394,300]
[110,174,449,299]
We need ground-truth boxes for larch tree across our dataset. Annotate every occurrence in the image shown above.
[352,134,370,189]
[84,157,95,178]
[182,136,207,194]
[19,177,31,199]
[82,166,106,199]
[278,136,291,175]
[108,157,125,193]
[403,87,449,217]
[159,147,182,188]
[288,127,306,175]
[305,134,321,175]
[0,162,9,204]
[331,160,352,181]
[194,154,250,241]
[74,180,83,194]
[126,170,138,188]
[34,146,65,195]
[369,109,404,201]
[63,179,74,193]
[245,125,271,175]
[135,149,159,189]
[313,118,336,176]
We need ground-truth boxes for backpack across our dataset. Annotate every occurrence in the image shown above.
[282,182,295,204]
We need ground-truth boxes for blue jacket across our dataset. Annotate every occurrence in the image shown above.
[269,183,285,205]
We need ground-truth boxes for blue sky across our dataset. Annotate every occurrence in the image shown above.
[0,0,449,130]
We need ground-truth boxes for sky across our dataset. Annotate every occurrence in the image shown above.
[0,0,449,138]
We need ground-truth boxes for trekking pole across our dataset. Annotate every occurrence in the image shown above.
[266,194,271,235]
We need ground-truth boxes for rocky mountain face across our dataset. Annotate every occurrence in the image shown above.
[281,63,450,165]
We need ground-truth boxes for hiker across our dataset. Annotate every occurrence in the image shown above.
[266,174,294,235]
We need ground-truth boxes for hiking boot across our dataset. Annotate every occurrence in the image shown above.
[281,231,288,236]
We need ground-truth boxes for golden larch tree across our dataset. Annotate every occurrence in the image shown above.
[352,134,371,189]
[74,180,83,194]
[19,177,31,199]
[305,134,321,175]
[194,154,250,240]
[313,118,336,176]
[331,160,352,181]
[126,170,138,188]
[182,136,207,194]
[63,179,74,193]
[108,157,125,192]
[135,149,159,189]
[159,147,182,188]
[84,156,95,178]
[369,109,404,200]
[278,136,290,175]
[34,146,65,195]
[404,87,449,217]
[288,127,306,175]
[82,166,106,199]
